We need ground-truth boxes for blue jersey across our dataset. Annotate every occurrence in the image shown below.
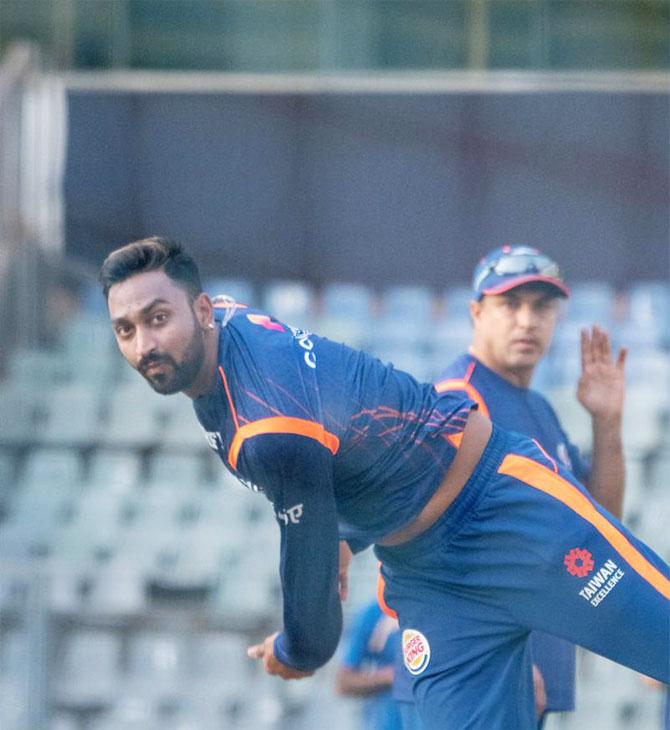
[193,305,475,672]
[435,354,588,483]
[342,602,402,730]
[432,353,589,712]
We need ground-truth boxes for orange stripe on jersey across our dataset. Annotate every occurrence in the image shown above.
[228,416,340,470]
[377,566,398,620]
[218,366,240,430]
[434,378,491,419]
[499,454,670,601]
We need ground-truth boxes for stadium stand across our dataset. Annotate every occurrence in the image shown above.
[0,278,668,730]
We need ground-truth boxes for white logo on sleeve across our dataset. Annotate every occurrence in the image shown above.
[288,327,317,369]
[276,503,304,526]
[402,629,431,675]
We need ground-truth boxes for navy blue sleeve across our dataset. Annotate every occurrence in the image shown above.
[240,434,342,672]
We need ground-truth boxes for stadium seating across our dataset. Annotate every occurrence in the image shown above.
[54,629,122,708]
[317,282,375,350]
[204,277,256,307]
[262,280,316,330]
[0,277,668,730]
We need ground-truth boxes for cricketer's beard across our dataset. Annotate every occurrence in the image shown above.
[138,317,205,395]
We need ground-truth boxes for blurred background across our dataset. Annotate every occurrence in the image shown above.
[0,2,668,730]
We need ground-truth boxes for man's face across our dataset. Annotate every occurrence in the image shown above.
[471,284,561,375]
[108,269,206,395]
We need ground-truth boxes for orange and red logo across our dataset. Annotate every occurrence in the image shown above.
[402,629,431,676]
[247,314,286,332]
[564,547,595,577]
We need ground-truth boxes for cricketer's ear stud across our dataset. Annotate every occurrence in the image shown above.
[207,322,215,330]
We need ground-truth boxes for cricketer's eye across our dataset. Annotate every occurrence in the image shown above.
[115,323,133,339]
[151,311,168,326]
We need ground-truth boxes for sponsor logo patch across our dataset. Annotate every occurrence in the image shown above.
[578,558,625,607]
[402,629,430,676]
[564,547,595,577]
[564,548,626,607]
[275,503,304,526]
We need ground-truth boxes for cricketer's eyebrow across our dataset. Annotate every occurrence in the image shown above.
[112,297,171,325]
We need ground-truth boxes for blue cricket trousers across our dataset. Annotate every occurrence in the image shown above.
[377,427,670,730]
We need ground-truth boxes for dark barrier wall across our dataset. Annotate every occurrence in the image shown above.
[65,90,669,287]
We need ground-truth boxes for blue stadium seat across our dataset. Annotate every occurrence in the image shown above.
[625,350,670,390]
[0,384,43,446]
[263,280,316,329]
[55,629,122,708]
[382,284,435,322]
[322,282,375,320]
[650,449,670,491]
[6,348,69,389]
[40,384,104,446]
[622,386,665,456]
[81,280,109,317]
[372,285,437,354]
[368,346,433,383]
[1,473,76,559]
[627,280,670,346]
[317,282,375,349]
[148,452,205,486]
[58,315,117,384]
[430,317,474,370]
[161,398,210,451]
[47,566,88,613]
[564,281,615,327]
[103,383,167,448]
[52,493,123,568]
[21,447,84,489]
[126,631,188,695]
[0,673,27,730]
[444,285,473,320]
[0,448,15,502]
[84,559,147,615]
[204,277,255,307]
[620,281,669,349]
[88,450,141,490]
[315,315,370,350]
[50,715,80,730]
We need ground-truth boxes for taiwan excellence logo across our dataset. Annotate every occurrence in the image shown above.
[402,629,431,676]
[564,547,595,577]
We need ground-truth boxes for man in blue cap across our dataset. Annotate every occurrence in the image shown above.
[393,245,627,728]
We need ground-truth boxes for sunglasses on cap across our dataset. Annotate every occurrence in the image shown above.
[473,252,563,294]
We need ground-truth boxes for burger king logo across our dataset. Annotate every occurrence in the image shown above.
[402,629,431,675]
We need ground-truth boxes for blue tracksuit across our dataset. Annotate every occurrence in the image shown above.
[392,353,588,715]
[193,304,669,729]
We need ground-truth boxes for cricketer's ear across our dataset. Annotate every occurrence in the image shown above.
[193,292,215,330]
[469,298,483,327]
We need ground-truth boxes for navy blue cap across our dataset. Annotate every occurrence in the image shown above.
[472,245,570,301]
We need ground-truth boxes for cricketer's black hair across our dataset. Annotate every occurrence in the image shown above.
[99,236,203,300]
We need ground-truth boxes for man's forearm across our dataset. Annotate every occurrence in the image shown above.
[589,414,625,518]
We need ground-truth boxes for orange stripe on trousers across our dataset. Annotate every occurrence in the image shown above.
[498,454,670,601]
[377,566,399,620]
